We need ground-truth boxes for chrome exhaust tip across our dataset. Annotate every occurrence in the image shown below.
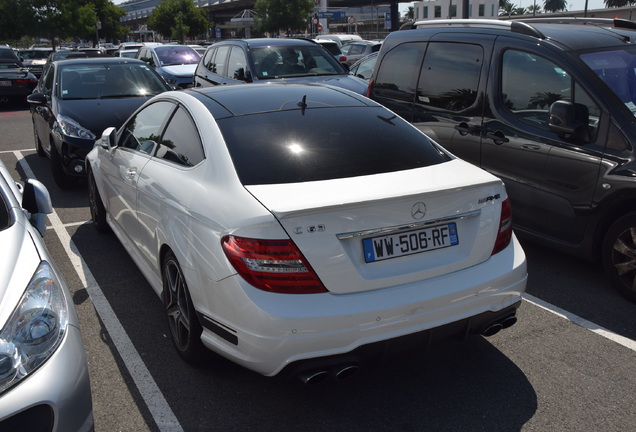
[481,322,503,337]
[298,369,330,385]
[332,364,359,380]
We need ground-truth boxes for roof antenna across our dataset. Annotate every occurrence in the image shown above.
[297,95,307,115]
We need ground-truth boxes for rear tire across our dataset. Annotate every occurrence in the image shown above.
[602,212,636,303]
[163,250,206,364]
[88,169,109,233]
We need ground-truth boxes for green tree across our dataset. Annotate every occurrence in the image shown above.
[543,0,567,12]
[147,0,208,42]
[499,1,516,16]
[254,0,314,35]
[0,0,36,42]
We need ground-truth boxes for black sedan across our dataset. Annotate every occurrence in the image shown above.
[28,57,171,188]
[0,60,37,104]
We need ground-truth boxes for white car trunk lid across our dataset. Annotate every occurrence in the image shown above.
[245,159,507,295]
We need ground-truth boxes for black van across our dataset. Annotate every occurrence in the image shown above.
[368,18,636,302]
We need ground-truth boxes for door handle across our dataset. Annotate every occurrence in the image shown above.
[455,122,480,136]
[486,131,510,145]
[126,169,137,180]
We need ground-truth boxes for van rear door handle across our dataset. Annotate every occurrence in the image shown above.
[455,122,480,136]
[486,131,510,145]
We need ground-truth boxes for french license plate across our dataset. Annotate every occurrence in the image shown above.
[0,81,10,87]
[363,223,459,263]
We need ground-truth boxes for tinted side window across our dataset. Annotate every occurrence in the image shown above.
[213,46,230,76]
[417,42,483,111]
[41,65,54,96]
[202,47,216,71]
[159,107,204,166]
[501,50,599,139]
[120,101,175,153]
[374,42,426,101]
[226,47,247,79]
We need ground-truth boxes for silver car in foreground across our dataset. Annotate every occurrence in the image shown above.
[0,160,93,431]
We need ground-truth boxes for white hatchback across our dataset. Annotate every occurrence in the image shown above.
[86,83,527,383]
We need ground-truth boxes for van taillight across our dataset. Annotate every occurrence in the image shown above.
[492,198,513,255]
[221,235,328,294]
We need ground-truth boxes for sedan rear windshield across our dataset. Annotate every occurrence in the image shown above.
[218,106,451,185]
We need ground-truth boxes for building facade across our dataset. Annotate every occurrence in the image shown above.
[413,0,499,20]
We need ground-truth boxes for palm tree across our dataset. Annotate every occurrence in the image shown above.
[543,0,567,12]
[499,1,516,16]
[605,0,636,6]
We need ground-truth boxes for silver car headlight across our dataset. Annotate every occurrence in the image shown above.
[0,261,69,394]
[57,114,96,140]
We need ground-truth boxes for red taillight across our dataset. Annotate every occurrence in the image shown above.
[15,79,35,87]
[492,198,513,255]
[221,235,328,294]
[339,55,347,62]
[366,78,373,98]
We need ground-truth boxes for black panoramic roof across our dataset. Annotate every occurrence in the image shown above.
[213,38,320,49]
[189,82,375,119]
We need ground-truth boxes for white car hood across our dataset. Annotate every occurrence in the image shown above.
[0,221,40,327]
[160,64,197,77]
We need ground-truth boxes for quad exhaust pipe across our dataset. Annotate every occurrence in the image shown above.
[481,313,518,337]
[298,363,360,385]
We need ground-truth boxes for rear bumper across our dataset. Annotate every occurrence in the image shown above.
[196,235,527,377]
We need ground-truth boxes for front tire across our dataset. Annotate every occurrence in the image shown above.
[33,123,45,157]
[50,144,73,189]
[88,169,109,233]
[163,251,206,364]
[602,212,636,303]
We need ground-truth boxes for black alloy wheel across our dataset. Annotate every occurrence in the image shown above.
[163,250,206,363]
[602,212,636,303]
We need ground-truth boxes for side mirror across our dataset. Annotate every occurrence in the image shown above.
[26,93,47,105]
[549,100,591,142]
[21,179,52,237]
[234,67,251,82]
[98,127,117,150]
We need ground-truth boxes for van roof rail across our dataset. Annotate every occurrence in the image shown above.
[410,19,545,39]
[518,17,636,30]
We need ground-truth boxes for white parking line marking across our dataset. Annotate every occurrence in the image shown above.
[14,151,184,432]
[524,294,636,352]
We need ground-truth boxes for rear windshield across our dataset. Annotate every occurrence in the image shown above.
[218,106,451,185]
